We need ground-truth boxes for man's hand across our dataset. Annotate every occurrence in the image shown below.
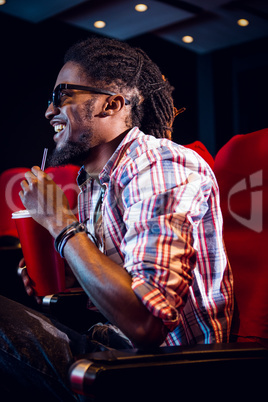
[18,257,78,301]
[19,166,77,237]
[18,258,42,304]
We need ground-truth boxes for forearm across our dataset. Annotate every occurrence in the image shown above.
[18,167,167,347]
[62,231,167,348]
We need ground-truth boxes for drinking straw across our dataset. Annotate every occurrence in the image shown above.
[41,148,48,171]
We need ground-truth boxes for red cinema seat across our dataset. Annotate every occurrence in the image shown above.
[213,128,268,346]
[184,140,214,170]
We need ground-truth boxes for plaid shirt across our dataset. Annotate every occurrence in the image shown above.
[77,127,233,345]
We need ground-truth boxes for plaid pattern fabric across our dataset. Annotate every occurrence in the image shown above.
[77,127,233,345]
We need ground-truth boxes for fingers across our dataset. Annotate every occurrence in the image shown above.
[35,296,43,305]
[19,179,29,194]
[19,257,25,268]
[31,165,42,175]
[19,169,37,197]
[19,166,46,205]
[21,268,34,296]
[24,166,42,177]
[17,264,34,297]
[17,263,42,303]
[17,266,27,277]
[23,168,43,186]
[20,166,43,187]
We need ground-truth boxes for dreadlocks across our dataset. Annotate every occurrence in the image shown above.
[64,37,176,139]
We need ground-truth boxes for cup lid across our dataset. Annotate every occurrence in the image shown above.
[12,210,31,219]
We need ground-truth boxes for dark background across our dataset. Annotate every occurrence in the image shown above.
[0,12,267,172]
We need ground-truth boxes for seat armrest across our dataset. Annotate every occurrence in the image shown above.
[42,288,88,313]
[69,342,268,400]
[42,289,106,331]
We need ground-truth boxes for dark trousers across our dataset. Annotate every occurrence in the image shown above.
[0,295,132,401]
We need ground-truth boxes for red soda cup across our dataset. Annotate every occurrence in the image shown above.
[12,210,65,296]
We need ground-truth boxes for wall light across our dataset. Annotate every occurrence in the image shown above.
[0,0,6,5]
[94,20,106,29]
[237,19,249,27]
[182,35,194,44]
[135,4,148,12]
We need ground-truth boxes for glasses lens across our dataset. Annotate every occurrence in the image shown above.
[48,92,55,108]
[53,87,58,107]
[48,85,60,108]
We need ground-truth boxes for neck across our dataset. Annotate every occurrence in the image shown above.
[84,130,129,175]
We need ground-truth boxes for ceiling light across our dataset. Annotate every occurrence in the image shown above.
[182,36,194,44]
[0,0,6,5]
[237,19,249,27]
[135,4,148,12]
[94,20,106,29]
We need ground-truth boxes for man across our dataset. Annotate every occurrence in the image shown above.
[0,37,233,399]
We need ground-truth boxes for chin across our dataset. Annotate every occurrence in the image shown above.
[47,143,89,167]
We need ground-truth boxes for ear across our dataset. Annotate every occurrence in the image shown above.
[101,95,126,116]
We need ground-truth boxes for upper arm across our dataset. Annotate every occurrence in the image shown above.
[119,149,213,331]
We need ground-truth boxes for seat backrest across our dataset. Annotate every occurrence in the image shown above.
[184,140,214,170]
[213,128,268,345]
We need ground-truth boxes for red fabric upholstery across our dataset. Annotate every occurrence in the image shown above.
[184,140,214,170]
[213,128,268,344]
[0,168,29,238]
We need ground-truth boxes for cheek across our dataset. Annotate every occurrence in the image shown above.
[84,99,98,121]
[72,99,97,125]
[71,107,85,126]
[66,99,98,139]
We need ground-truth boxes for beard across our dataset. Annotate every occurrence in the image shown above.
[47,135,91,167]
[47,98,97,167]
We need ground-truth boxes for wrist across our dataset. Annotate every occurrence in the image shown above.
[48,215,79,238]
[54,221,87,258]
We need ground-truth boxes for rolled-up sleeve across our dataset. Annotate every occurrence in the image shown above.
[120,146,213,331]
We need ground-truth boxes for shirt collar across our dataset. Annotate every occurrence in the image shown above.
[77,127,142,187]
[77,167,102,187]
[99,127,141,183]
[77,166,90,187]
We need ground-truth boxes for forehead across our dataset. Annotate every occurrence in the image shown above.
[55,61,91,88]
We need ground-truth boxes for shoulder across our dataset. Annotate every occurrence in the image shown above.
[125,130,213,175]
[110,129,215,192]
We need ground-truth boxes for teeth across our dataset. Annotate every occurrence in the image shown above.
[54,124,66,133]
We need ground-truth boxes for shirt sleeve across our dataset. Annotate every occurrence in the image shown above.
[120,145,214,332]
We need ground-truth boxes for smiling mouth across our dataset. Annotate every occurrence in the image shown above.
[54,124,66,133]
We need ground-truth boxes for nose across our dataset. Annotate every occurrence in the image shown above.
[45,103,60,120]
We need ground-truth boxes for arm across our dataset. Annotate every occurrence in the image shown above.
[62,231,168,347]
[19,166,167,348]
